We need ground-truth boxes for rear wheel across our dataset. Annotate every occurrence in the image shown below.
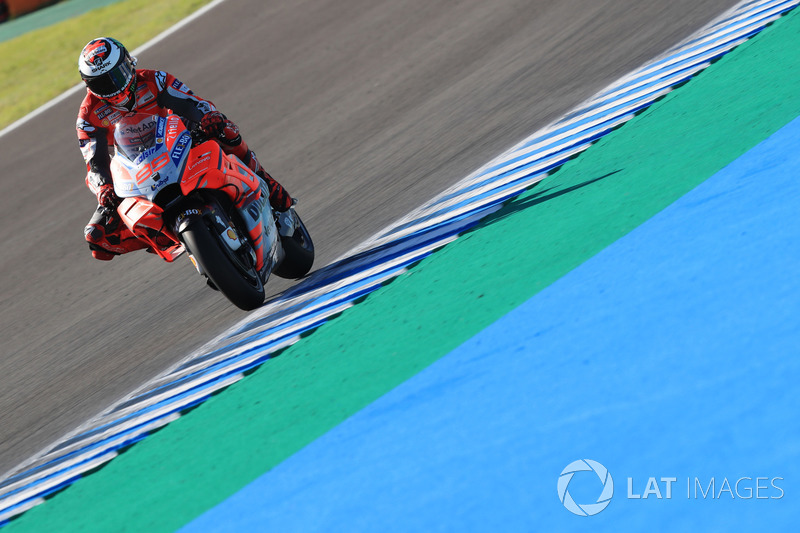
[180,216,265,310]
[274,211,315,279]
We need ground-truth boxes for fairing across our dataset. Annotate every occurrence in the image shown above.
[108,112,279,273]
[111,113,191,200]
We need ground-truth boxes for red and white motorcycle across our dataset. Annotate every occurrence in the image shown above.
[110,112,314,310]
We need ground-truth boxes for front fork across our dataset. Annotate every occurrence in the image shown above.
[174,188,280,282]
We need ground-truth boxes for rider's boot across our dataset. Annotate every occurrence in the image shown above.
[237,149,297,237]
[224,140,293,205]
[218,131,297,237]
[207,112,294,214]
[252,165,297,237]
[274,197,298,238]
[85,206,149,260]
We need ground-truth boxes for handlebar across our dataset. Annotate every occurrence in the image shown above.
[180,117,210,145]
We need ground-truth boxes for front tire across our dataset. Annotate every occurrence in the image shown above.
[181,216,265,311]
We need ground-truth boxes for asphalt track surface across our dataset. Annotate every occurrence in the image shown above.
[0,0,741,475]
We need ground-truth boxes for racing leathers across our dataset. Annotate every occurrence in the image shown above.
[78,68,292,260]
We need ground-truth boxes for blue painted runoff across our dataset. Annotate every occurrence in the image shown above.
[181,114,800,532]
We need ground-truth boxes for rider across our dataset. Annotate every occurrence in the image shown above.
[77,37,296,261]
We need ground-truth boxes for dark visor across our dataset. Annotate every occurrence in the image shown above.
[84,60,134,98]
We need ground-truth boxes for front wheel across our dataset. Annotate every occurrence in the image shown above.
[180,216,265,310]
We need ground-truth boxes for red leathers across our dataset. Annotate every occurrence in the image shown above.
[78,68,292,260]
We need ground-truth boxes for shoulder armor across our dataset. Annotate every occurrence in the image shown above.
[155,70,168,91]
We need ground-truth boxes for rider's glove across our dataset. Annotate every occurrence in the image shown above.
[97,183,120,209]
[200,111,242,146]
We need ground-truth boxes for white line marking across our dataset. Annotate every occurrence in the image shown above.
[0,0,227,140]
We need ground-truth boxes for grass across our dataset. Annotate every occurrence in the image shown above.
[0,0,213,129]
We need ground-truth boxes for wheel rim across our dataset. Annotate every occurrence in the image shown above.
[207,219,262,288]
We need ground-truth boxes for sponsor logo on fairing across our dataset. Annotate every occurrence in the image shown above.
[188,151,213,172]
[156,116,166,140]
[134,146,159,165]
[170,133,191,166]
[150,175,168,191]
[121,119,156,136]
[165,116,182,143]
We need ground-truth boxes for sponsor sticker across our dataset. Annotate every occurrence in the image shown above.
[166,116,182,143]
[178,208,202,225]
[134,146,159,165]
[85,41,109,64]
[170,132,191,166]
[89,61,113,74]
[150,176,168,191]
[189,155,211,170]
[121,120,156,136]
[138,90,155,106]
[156,116,166,139]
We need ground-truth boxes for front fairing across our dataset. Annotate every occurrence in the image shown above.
[110,113,192,201]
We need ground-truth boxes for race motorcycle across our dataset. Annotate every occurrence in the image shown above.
[109,112,314,311]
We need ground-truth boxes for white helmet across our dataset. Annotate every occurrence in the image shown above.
[79,37,138,111]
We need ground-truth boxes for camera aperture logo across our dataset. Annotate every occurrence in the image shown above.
[557,459,614,516]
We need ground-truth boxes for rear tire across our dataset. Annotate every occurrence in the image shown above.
[181,216,265,310]
[274,212,315,279]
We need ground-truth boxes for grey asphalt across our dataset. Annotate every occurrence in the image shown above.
[0,0,741,474]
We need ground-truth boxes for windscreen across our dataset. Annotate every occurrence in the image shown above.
[114,114,159,161]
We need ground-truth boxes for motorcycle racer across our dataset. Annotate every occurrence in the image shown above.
[77,37,296,260]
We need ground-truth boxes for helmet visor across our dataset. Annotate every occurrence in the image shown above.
[84,60,135,98]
